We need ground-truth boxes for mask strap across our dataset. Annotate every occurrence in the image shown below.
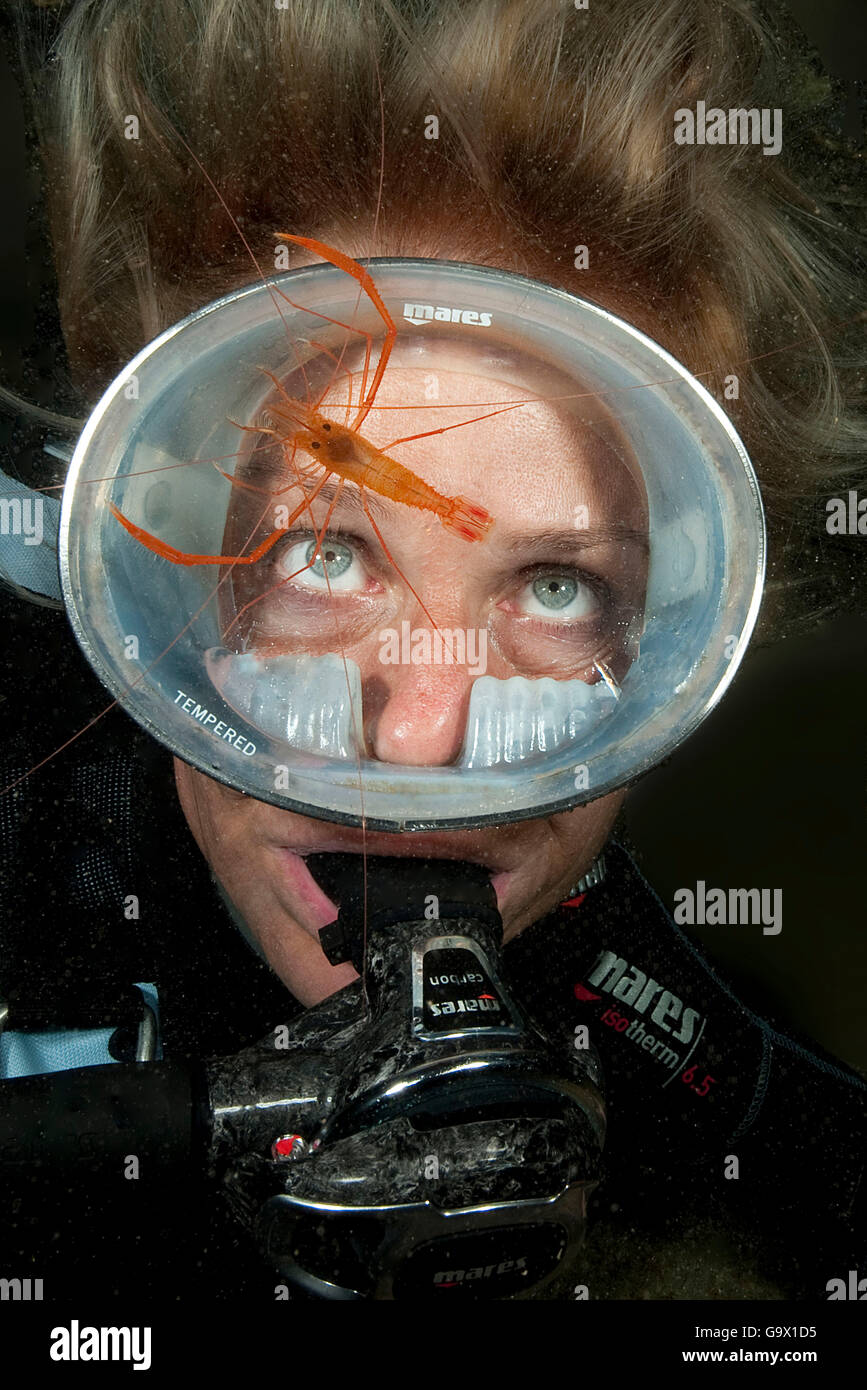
[0,448,65,604]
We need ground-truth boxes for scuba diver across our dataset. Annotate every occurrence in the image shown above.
[0,0,864,1301]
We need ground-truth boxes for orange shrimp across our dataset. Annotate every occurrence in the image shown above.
[107,233,498,570]
[262,394,494,543]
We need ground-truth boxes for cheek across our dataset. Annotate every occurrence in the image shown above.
[173,759,250,865]
[173,758,208,846]
[549,790,627,865]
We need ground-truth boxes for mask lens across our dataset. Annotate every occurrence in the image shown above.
[60,259,764,828]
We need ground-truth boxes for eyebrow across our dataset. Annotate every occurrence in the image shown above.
[252,464,648,554]
[500,527,649,557]
[249,469,394,529]
[306,481,393,529]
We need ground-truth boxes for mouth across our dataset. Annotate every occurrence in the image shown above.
[294,833,505,871]
[274,837,512,929]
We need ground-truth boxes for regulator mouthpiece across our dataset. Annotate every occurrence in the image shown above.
[60,256,764,829]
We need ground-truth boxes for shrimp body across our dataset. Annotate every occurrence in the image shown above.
[108,233,498,567]
[266,398,494,542]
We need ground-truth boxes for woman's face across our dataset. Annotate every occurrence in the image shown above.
[176,272,649,1007]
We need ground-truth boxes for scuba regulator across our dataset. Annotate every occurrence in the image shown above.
[209,855,605,1299]
[1,856,605,1300]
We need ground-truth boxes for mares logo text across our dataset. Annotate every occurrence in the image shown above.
[577,949,705,1074]
[583,949,701,1043]
[403,301,493,327]
[433,1257,526,1286]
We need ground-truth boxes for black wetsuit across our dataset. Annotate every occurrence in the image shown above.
[1,594,865,1301]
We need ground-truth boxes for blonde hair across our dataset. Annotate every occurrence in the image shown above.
[17,0,866,633]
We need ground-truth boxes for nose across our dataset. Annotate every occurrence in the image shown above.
[366,624,480,766]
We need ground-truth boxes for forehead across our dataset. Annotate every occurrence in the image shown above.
[311,350,647,524]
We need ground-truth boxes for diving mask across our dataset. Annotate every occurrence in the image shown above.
[60,255,764,829]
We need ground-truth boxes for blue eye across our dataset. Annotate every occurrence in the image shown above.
[520,573,598,620]
[306,538,353,578]
[276,535,367,591]
[533,575,578,609]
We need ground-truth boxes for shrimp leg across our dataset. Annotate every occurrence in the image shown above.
[107,469,332,567]
[276,234,396,430]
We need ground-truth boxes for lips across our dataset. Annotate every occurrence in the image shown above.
[274,837,513,929]
[276,849,341,930]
